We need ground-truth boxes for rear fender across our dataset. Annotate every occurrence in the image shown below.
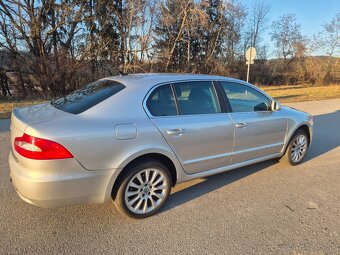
[104,147,185,201]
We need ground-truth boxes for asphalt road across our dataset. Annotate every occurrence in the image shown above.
[0,99,339,255]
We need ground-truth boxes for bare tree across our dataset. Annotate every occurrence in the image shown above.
[0,0,86,97]
[154,0,208,72]
[0,1,337,99]
[312,13,340,83]
[245,0,270,49]
[313,13,340,57]
[271,14,303,60]
[224,1,247,66]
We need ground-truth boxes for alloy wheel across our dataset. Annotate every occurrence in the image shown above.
[290,134,307,163]
[124,168,169,215]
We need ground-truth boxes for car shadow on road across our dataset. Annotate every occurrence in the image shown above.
[161,110,340,214]
[161,159,277,213]
[304,110,340,162]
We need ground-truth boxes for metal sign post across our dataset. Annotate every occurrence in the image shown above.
[246,47,256,83]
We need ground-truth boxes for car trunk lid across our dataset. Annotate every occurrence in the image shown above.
[10,103,72,152]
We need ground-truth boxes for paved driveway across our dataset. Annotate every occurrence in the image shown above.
[0,99,339,254]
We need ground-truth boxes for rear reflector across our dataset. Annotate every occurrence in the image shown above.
[14,133,74,160]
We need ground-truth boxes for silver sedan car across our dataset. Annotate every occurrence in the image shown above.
[9,74,313,218]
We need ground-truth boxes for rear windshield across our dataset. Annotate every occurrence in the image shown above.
[51,80,125,114]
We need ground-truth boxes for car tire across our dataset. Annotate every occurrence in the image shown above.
[281,130,309,166]
[113,159,172,219]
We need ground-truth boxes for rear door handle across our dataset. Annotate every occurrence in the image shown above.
[167,128,185,135]
[235,123,247,128]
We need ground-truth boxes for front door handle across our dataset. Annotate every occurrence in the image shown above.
[167,128,185,135]
[235,123,247,128]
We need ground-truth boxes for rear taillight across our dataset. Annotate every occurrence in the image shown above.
[14,133,74,160]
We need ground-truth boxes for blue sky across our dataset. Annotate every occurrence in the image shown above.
[245,0,339,35]
[243,0,339,56]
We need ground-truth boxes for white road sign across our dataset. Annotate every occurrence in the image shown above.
[246,47,256,61]
[246,47,256,82]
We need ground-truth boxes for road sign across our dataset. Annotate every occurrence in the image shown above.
[246,47,256,82]
[246,47,256,61]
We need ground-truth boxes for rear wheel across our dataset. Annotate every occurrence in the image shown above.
[113,160,171,219]
[282,130,309,165]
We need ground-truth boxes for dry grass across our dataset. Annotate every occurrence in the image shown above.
[0,99,47,119]
[260,84,340,103]
[1,84,340,119]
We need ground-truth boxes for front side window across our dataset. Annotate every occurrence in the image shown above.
[146,84,177,116]
[173,81,221,115]
[51,80,125,114]
[220,82,270,112]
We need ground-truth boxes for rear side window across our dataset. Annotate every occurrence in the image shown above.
[146,84,178,116]
[174,81,221,115]
[51,80,125,114]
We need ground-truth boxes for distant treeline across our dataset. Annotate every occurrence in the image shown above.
[0,1,339,99]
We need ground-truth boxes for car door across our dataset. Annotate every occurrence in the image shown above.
[219,81,287,164]
[145,81,234,174]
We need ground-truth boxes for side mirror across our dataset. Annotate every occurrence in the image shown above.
[254,102,269,111]
[271,100,280,111]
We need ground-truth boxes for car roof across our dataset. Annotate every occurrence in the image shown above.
[104,73,246,88]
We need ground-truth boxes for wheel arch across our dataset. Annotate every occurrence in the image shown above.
[290,124,312,145]
[110,152,179,200]
[283,123,312,155]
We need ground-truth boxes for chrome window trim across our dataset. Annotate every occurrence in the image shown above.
[144,83,178,117]
[143,79,225,119]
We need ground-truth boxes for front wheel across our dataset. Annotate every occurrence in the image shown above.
[282,130,309,165]
[113,160,171,219]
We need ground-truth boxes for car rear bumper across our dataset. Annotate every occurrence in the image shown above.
[9,150,115,208]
